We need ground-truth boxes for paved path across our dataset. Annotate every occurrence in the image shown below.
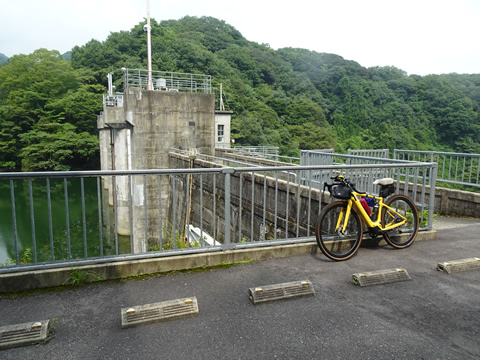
[1,216,479,359]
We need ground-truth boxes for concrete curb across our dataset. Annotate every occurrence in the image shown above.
[0,230,437,294]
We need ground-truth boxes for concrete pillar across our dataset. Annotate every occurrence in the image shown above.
[100,87,215,253]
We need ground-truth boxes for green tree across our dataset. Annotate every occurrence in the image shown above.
[285,97,327,126]
[420,75,479,149]
[47,85,103,134]
[288,122,335,150]
[19,122,99,171]
[0,49,81,170]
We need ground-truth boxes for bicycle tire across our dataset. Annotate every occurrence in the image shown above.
[382,194,419,249]
[316,201,363,261]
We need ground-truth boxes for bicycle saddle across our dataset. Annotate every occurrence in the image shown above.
[373,177,394,186]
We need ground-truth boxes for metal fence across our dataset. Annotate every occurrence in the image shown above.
[299,150,437,229]
[172,149,298,183]
[123,68,212,94]
[300,150,407,192]
[0,161,436,273]
[347,149,389,159]
[229,146,296,162]
[224,147,299,164]
[233,146,280,156]
[299,148,479,189]
[103,94,124,107]
[394,150,480,188]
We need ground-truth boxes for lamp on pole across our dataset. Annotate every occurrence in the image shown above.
[121,67,126,91]
[144,0,153,90]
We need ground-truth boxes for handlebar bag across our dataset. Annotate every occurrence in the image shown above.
[330,184,352,199]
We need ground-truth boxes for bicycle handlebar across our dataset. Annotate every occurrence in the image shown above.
[325,175,366,196]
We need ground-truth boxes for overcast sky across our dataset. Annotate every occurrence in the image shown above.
[1,0,479,75]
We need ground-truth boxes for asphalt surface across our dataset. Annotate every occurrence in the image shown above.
[1,216,479,359]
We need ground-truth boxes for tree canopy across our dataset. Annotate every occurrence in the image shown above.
[70,16,479,156]
[0,49,101,170]
[1,16,479,171]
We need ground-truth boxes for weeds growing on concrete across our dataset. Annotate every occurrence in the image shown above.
[39,318,59,345]
[62,267,102,286]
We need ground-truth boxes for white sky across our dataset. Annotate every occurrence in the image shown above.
[1,0,479,75]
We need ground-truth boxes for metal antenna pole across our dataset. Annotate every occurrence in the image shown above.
[220,83,225,111]
[146,0,152,90]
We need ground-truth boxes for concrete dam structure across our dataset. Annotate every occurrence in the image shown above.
[98,84,216,252]
[97,76,317,254]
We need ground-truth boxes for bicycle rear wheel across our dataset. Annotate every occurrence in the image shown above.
[316,201,363,261]
[382,194,419,248]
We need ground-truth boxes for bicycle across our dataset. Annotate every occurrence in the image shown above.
[315,175,419,261]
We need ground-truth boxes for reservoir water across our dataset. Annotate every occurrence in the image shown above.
[0,177,129,266]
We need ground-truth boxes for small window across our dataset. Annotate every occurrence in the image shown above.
[217,124,224,142]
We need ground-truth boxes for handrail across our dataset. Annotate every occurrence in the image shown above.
[123,68,212,94]
[0,160,437,273]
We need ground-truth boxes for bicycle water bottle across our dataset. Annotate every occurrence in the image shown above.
[360,198,371,215]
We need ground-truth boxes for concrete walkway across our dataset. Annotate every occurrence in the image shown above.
[1,216,479,359]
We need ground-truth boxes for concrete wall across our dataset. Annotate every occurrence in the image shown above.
[98,88,216,251]
[0,244,318,293]
[402,182,480,217]
[434,187,480,217]
[125,88,215,169]
[169,152,330,245]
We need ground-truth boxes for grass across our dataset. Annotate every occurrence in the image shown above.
[62,267,102,286]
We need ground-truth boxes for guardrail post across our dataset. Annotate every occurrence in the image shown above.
[9,180,19,265]
[428,162,438,230]
[222,168,235,249]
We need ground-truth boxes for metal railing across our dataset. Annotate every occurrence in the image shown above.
[224,147,299,164]
[347,149,389,159]
[124,68,212,94]
[0,161,436,273]
[237,147,477,190]
[300,150,407,192]
[233,146,280,156]
[300,149,335,166]
[299,150,437,228]
[103,94,124,107]
[171,148,298,183]
[394,150,480,188]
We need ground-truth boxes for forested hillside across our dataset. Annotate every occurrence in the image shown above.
[1,16,479,171]
[0,53,8,66]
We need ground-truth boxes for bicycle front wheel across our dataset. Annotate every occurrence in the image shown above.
[382,194,419,249]
[316,201,363,261]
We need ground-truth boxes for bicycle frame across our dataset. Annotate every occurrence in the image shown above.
[336,192,407,234]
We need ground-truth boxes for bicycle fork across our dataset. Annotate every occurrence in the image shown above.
[335,201,353,235]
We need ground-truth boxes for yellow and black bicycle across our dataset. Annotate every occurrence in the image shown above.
[315,175,419,261]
